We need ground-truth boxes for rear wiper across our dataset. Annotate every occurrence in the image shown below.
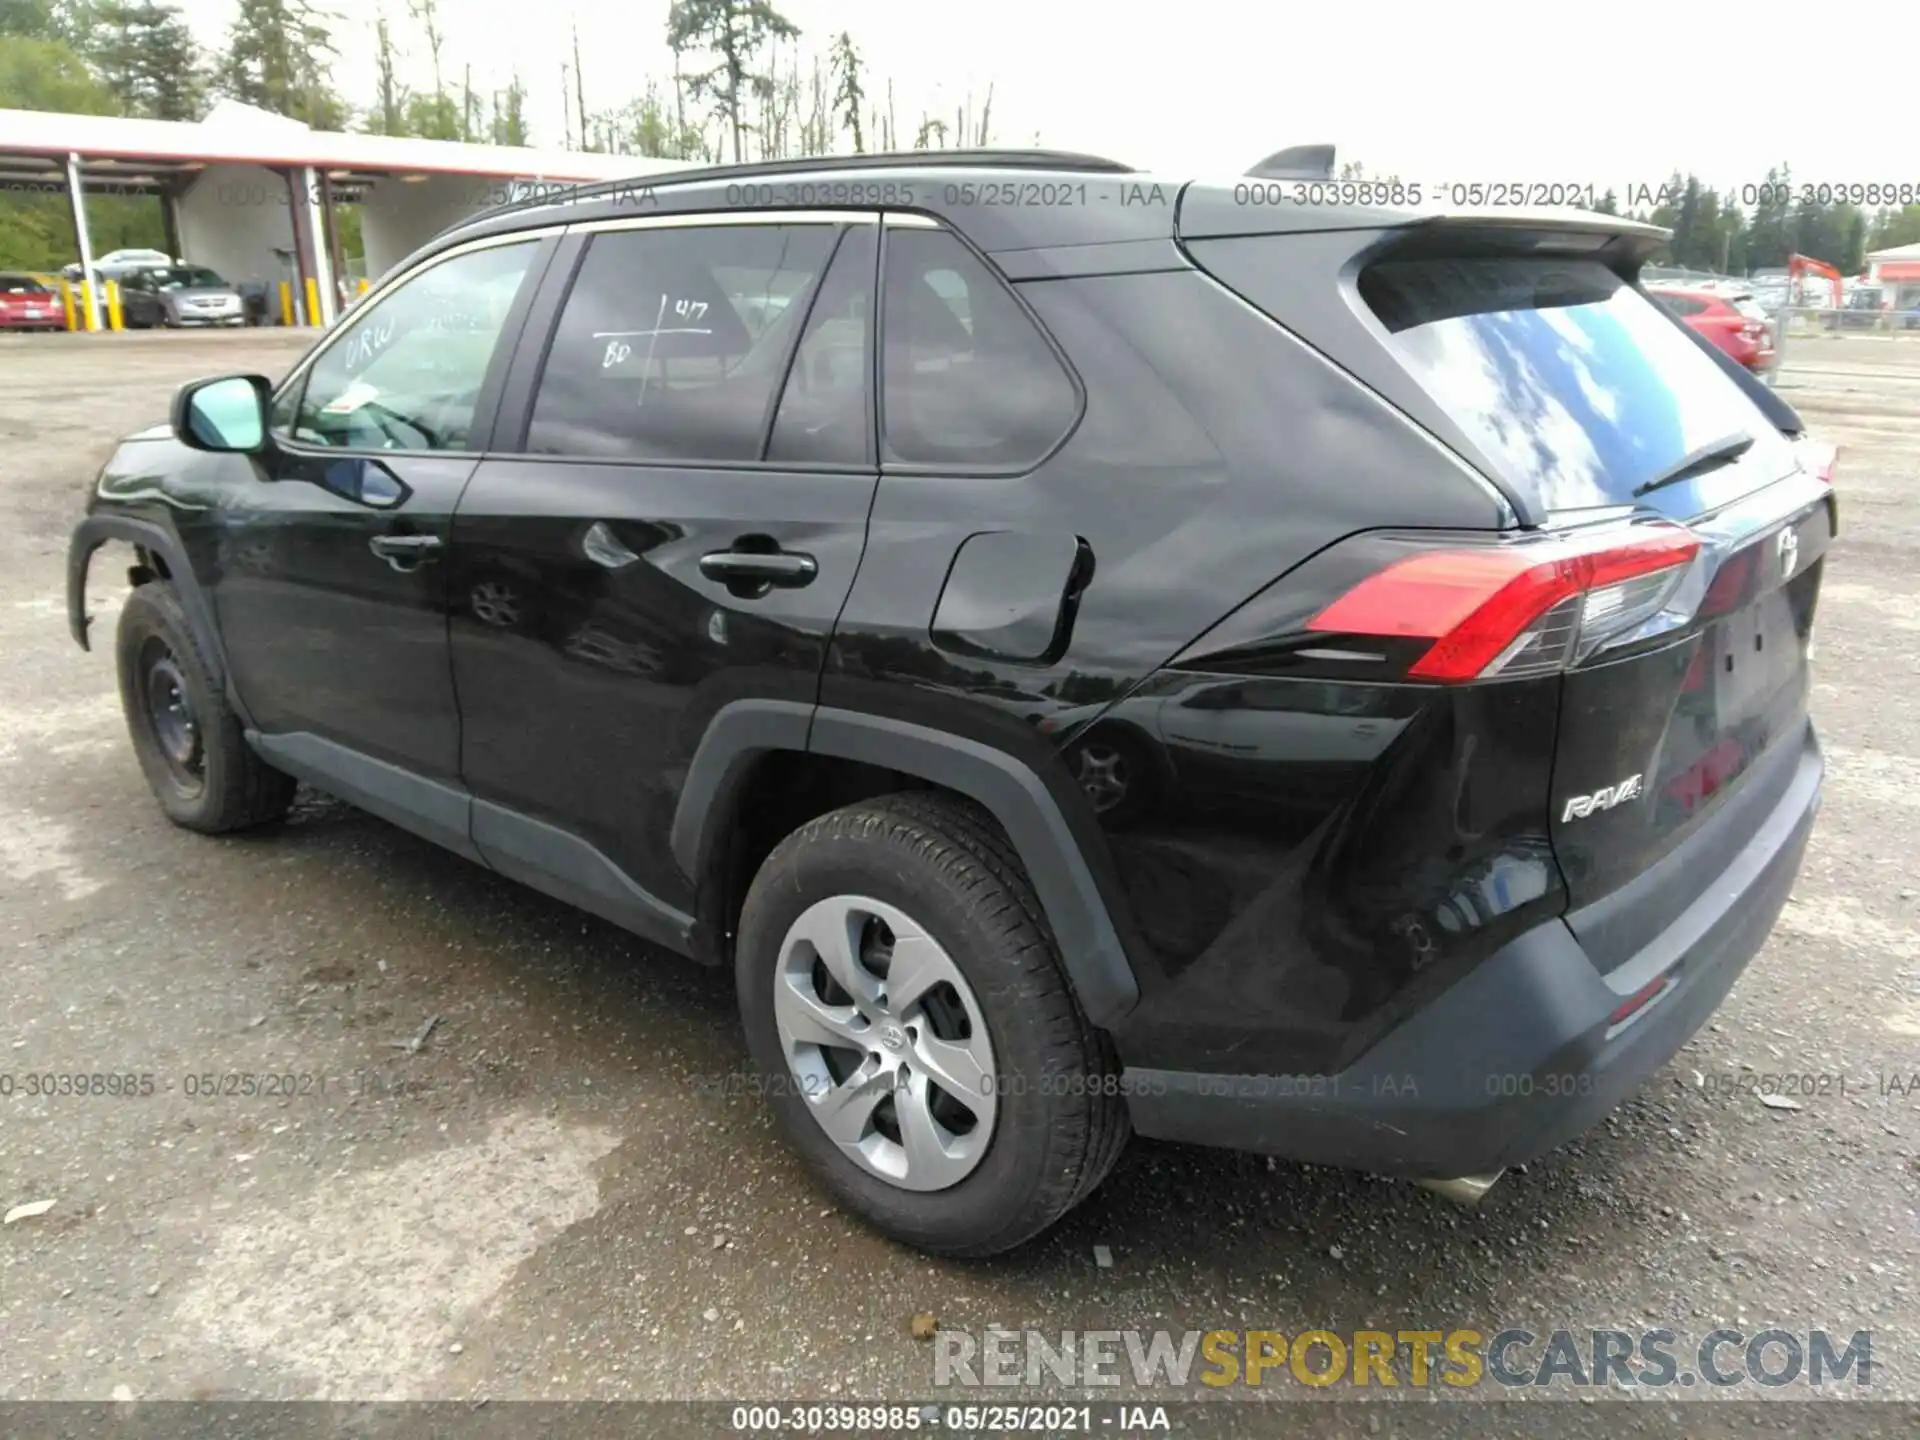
[1632,432,1755,498]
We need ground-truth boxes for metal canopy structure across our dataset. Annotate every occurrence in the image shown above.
[0,101,697,332]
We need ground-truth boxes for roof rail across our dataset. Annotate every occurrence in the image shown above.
[1246,144,1336,180]
[465,147,1135,228]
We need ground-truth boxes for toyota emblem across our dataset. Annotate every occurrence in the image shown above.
[1776,527,1799,580]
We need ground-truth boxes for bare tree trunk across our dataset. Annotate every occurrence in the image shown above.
[976,83,992,146]
[573,24,588,153]
[560,63,571,148]
[672,47,687,157]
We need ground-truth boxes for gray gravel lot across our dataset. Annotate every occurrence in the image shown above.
[0,327,1916,1420]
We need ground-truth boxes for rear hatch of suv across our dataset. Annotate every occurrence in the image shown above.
[1178,202,1834,972]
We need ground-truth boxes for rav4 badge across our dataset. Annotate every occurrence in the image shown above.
[1562,774,1645,822]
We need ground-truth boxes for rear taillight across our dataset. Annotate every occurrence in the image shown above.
[1306,525,1702,683]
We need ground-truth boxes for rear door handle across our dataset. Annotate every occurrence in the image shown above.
[369,533,442,572]
[698,549,818,588]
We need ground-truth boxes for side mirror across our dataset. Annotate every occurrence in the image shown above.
[172,374,272,455]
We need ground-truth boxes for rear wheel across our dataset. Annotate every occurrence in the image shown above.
[735,792,1129,1256]
[116,583,295,833]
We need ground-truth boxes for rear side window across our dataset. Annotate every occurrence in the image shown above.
[880,227,1076,468]
[527,223,839,461]
[1359,257,1783,513]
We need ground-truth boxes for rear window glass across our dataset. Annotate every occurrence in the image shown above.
[0,274,49,293]
[1360,257,1784,513]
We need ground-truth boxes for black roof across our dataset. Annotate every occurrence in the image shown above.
[414,148,1169,271]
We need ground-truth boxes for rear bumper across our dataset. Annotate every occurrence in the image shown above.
[1122,727,1822,1177]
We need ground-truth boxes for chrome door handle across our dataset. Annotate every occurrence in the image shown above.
[368,533,442,572]
[697,550,818,587]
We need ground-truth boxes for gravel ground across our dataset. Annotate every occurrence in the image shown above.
[0,328,1916,1426]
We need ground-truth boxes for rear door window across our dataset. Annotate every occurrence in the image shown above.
[1359,257,1792,514]
[766,226,875,466]
[526,222,838,461]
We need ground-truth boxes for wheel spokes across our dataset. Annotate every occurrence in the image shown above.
[774,970,870,1051]
[809,1066,891,1146]
[784,896,879,1008]
[911,1030,991,1105]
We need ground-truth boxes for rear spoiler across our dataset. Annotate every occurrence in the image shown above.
[1176,182,1670,259]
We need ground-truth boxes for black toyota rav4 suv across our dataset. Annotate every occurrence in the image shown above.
[68,149,1834,1256]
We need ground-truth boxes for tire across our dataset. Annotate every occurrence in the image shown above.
[736,791,1129,1256]
[116,582,295,833]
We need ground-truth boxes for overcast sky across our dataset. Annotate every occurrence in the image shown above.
[175,0,1916,192]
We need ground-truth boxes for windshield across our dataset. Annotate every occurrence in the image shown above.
[1359,256,1792,515]
[149,267,227,290]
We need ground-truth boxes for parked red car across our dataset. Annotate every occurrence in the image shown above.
[0,272,66,331]
[1648,284,1775,372]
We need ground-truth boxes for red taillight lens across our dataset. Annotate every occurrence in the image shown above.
[1306,526,1702,683]
[1608,973,1671,1027]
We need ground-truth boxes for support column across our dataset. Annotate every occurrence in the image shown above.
[319,171,349,313]
[160,185,185,261]
[65,152,99,332]
[300,165,336,326]
[281,168,310,325]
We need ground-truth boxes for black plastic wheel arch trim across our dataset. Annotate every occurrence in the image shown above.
[672,700,1141,1026]
[69,513,256,730]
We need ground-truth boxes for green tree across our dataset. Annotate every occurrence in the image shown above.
[489,74,528,146]
[0,31,116,111]
[1867,204,1920,252]
[0,0,57,39]
[1743,164,1794,270]
[402,88,458,139]
[593,79,706,159]
[828,30,863,153]
[219,0,347,129]
[88,0,205,120]
[666,0,801,164]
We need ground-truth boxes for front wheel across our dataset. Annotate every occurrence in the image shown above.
[735,792,1129,1256]
[116,583,295,832]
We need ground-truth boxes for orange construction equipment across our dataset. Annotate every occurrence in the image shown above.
[1787,253,1843,308]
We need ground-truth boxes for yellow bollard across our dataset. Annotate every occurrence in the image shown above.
[58,280,77,331]
[304,276,321,327]
[358,276,370,295]
[106,280,124,331]
[279,281,293,327]
[78,281,97,331]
